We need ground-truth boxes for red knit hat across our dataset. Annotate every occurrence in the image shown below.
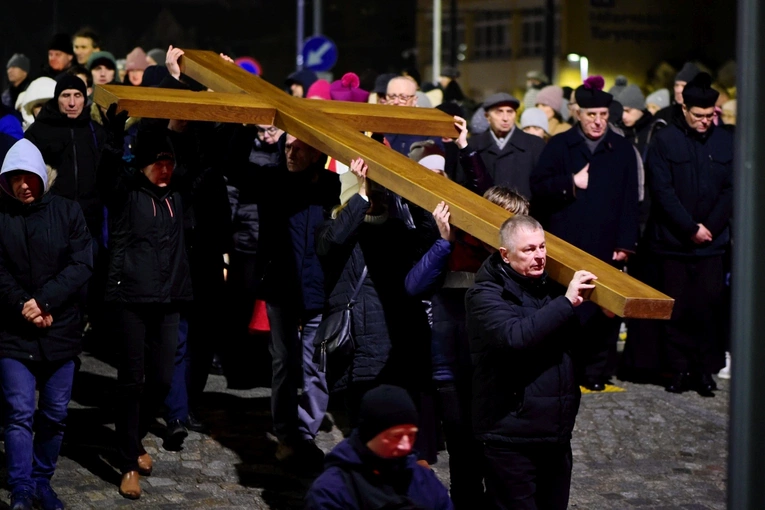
[306,79,331,100]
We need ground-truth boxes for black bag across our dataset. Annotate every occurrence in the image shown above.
[314,266,368,373]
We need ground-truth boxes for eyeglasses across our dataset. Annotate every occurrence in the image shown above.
[386,94,416,103]
[257,126,279,134]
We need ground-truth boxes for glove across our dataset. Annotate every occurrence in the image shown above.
[103,103,129,142]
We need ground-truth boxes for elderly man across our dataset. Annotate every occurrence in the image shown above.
[305,385,453,510]
[644,73,732,395]
[530,77,639,392]
[384,76,444,156]
[24,74,106,245]
[465,215,595,510]
[0,139,93,510]
[467,93,545,200]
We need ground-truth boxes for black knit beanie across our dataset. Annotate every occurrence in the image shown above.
[54,74,87,100]
[358,385,419,443]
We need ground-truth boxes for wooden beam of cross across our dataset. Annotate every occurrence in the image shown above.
[94,50,674,319]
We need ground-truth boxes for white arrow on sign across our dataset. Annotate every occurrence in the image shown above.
[307,41,333,67]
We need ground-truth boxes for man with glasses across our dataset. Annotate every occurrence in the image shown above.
[383,76,443,157]
[530,76,639,393]
[643,73,732,396]
[467,93,545,200]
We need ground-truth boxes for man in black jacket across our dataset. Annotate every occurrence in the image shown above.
[0,139,93,510]
[644,73,733,395]
[465,215,595,510]
[467,93,546,200]
[24,74,105,245]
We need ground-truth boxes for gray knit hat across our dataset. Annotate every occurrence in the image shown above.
[645,89,670,110]
[616,85,645,110]
[6,54,30,73]
[520,107,549,134]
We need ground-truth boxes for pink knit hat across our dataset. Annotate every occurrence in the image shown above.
[125,47,149,72]
[535,85,564,114]
[306,79,331,100]
[330,73,370,103]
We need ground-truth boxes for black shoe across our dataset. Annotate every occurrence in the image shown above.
[186,411,208,433]
[696,373,717,396]
[10,490,34,510]
[163,419,188,451]
[35,483,64,510]
[666,372,691,393]
[209,354,224,376]
[583,380,606,392]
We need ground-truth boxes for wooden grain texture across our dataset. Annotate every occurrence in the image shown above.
[174,50,672,319]
[94,85,276,124]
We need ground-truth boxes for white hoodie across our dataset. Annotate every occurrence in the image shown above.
[0,139,49,199]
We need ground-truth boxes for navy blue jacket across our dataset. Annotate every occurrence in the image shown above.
[385,133,443,157]
[304,432,453,510]
[256,159,340,311]
[465,253,580,443]
[644,120,733,257]
[530,127,639,262]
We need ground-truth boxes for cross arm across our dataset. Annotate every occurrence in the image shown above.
[93,85,277,125]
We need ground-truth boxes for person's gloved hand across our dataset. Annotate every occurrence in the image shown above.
[103,103,129,141]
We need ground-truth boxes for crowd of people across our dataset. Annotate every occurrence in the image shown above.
[0,27,734,510]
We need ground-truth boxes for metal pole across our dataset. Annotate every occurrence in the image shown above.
[313,0,322,36]
[729,0,765,507]
[296,0,305,69]
[543,0,555,83]
[449,0,457,67]
[433,0,442,84]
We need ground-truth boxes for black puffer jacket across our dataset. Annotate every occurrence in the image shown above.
[24,99,106,239]
[97,138,193,304]
[465,253,580,444]
[317,194,430,392]
[0,144,93,362]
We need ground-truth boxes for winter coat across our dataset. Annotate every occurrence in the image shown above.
[548,117,571,136]
[24,99,106,240]
[2,76,32,112]
[467,128,546,200]
[465,252,580,443]
[0,105,23,140]
[317,194,431,392]
[622,110,655,159]
[305,431,454,510]
[255,158,340,311]
[0,140,93,362]
[530,127,639,262]
[644,118,733,258]
[97,138,193,304]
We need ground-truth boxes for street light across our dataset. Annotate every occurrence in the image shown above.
[567,53,588,81]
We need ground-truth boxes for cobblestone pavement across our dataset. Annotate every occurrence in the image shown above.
[0,352,728,509]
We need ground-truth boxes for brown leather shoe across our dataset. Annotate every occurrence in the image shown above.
[119,471,141,499]
[137,453,153,476]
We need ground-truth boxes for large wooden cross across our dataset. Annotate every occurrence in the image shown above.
[94,50,673,319]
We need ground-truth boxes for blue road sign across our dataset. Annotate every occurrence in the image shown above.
[301,36,338,72]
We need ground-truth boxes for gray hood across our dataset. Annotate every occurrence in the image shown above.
[0,139,50,199]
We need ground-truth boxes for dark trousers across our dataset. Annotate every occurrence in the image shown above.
[436,382,484,508]
[0,358,75,494]
[573,303,621,384]
[658,255,726,374]
[114,304,179,473]
[165,317,190,422]
[481,442,573,510]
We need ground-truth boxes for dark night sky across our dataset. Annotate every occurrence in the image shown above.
[1,0,418,88]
